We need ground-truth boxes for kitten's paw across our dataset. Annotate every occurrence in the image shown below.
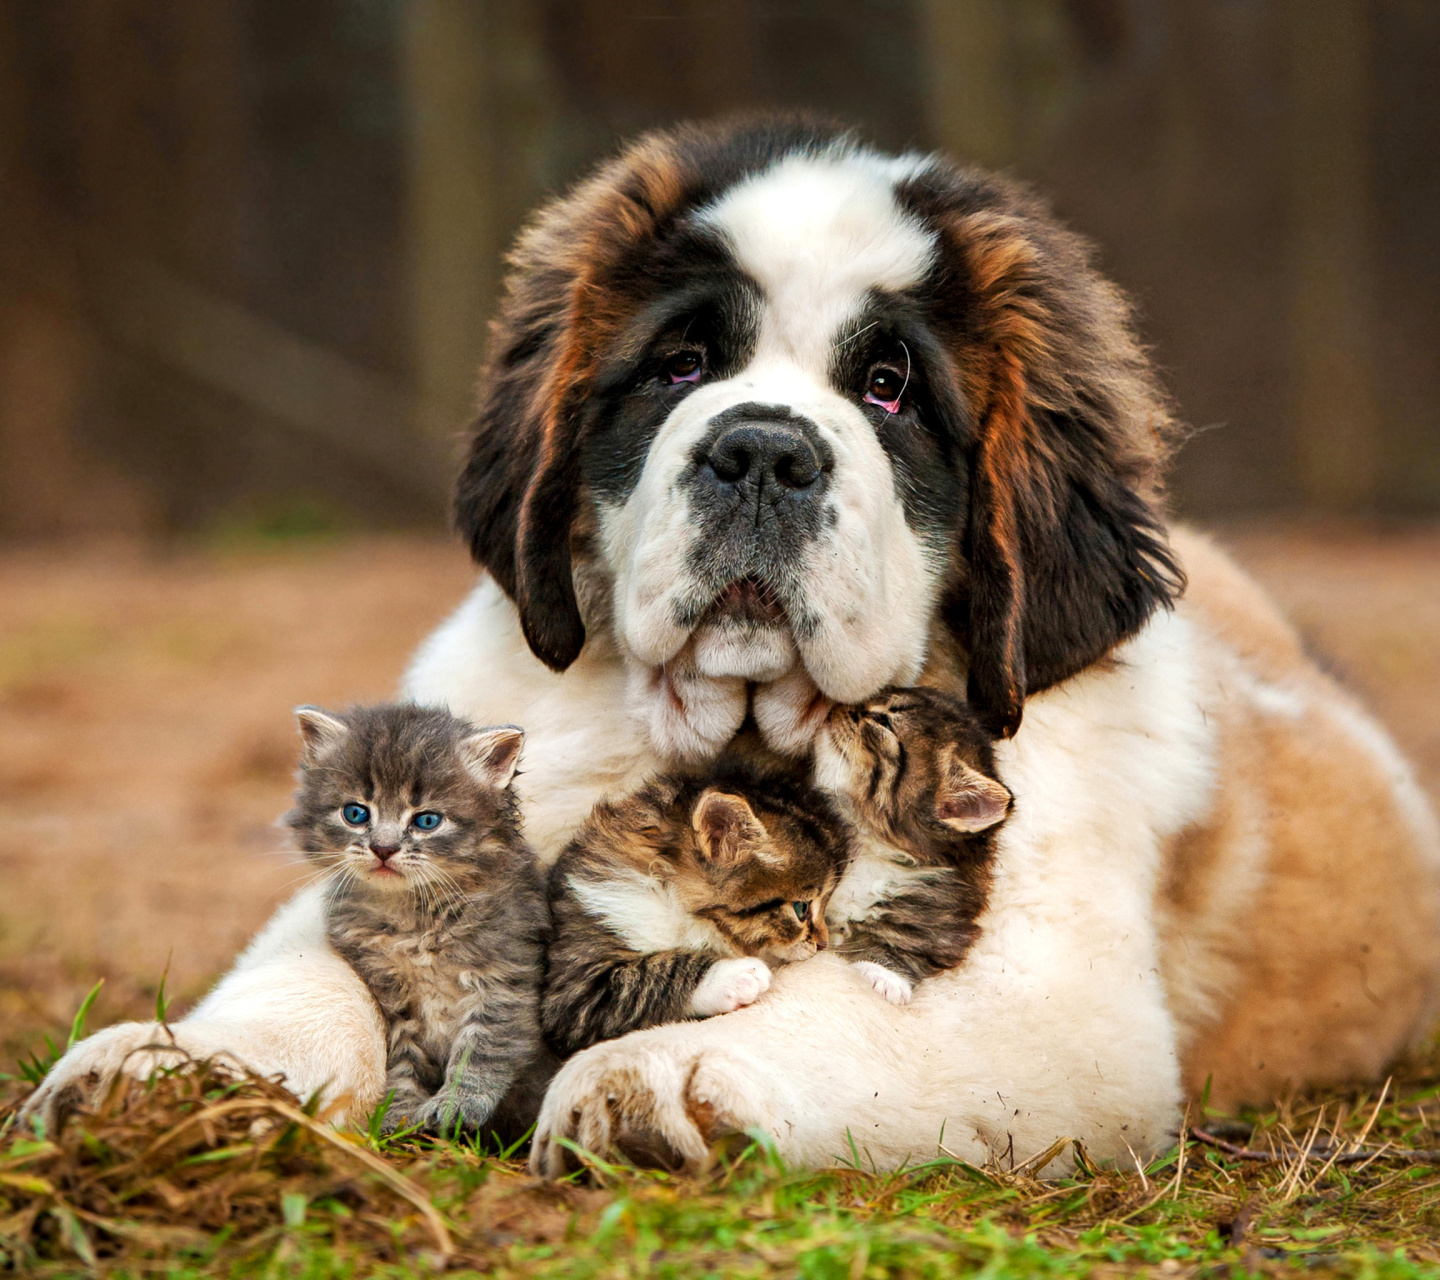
[374,1090,428,1134]
[377,1107,410,1136]
[389,1091,499,1136]
[689,957,772,1016]
[851,961,913,1006]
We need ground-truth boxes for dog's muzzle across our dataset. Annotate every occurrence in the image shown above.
[676,403,833,681]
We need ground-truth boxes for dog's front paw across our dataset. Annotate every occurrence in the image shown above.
[850,961,913,1006]
[530,1035,776,1178]
[19,1021,199,1134]
[689,957,772,1016]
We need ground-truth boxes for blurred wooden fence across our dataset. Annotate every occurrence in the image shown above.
[1,0,1436,540]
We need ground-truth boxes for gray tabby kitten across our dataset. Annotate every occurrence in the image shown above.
[286,703,548,1136]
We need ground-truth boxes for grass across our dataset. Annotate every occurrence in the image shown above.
[4,1007,1440,1278]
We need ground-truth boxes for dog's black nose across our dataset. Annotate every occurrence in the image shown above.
[705,422,823,491]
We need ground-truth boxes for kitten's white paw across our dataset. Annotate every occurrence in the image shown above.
[689,957,772,1016]
[851,961,913,1006]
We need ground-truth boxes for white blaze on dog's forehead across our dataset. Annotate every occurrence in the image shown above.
[697,149,937,370]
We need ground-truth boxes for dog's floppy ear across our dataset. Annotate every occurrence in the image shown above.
[454,137,693,672]
[452,239,588,672]
[927,190,1184,738]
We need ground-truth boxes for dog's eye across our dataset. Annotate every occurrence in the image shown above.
[660,350,703,385]
[863,365,905,413]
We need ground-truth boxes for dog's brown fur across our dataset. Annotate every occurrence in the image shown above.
[1157,529,1440,1108]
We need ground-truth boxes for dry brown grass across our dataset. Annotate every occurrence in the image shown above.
[0,1061,450,1269]
[5,1050,1440,1276]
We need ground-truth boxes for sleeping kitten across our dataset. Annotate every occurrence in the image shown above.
[542,759,847,1057]
[813,686,1013,1006]
[286,703,549,1135]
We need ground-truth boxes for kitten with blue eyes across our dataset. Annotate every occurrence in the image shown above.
[285,703,549,1136]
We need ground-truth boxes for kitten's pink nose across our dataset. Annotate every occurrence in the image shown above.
[370,844,399,863]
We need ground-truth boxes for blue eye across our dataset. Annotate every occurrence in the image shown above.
[412,811,442,831]
[342,803,369,826]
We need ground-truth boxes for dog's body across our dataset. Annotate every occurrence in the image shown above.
[26,120,1440,1171]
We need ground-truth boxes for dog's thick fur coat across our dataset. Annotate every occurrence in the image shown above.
[27,121,1440,1175]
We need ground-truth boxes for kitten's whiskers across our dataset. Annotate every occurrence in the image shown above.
[325,863,358,905]
[423,866,469,919]
[275,856,344,897]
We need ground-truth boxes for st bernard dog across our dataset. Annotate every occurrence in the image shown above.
[26,118,1440,1176]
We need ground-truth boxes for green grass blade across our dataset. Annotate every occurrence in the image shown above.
[66,979,104,1050]
[155,953,173,1023]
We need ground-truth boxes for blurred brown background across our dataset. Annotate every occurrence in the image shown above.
[1,1,1438,1054]
[3,0,1439,539]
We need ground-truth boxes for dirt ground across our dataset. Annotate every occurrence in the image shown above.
[1,523,1437,1062]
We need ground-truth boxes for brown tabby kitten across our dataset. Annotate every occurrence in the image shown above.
[813,686,1013,1006]
[286,703,550,1136]
[542,758,848,1058]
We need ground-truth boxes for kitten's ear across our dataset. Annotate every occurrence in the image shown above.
[692,790,771,867]
[458,725,525,791]
[294,706,349,764]
[936,749,1012,832]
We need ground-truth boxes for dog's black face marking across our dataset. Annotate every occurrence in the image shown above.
[829,295,971,557]
[581,226,762,507]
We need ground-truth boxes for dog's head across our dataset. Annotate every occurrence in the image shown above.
[456,117,1182,741]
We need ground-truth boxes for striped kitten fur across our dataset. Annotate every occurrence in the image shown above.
[815,686,1013,1006]
[542,758,848,1058]
[286,703,551,1137]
